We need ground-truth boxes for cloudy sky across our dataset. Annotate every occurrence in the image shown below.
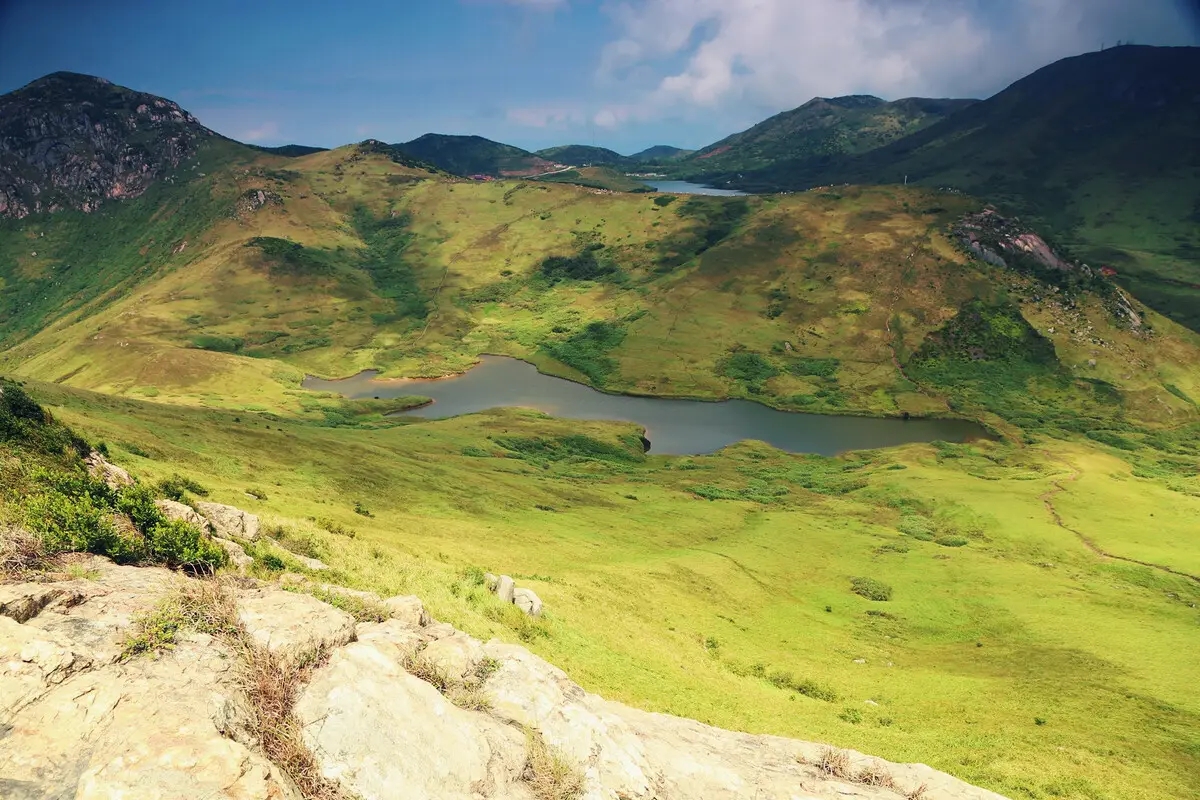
[2,0,1198,153]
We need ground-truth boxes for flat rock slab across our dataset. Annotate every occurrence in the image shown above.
[295,623,531,800]
[237,588,355,662]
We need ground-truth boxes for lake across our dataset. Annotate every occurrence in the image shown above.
[302,355,989,456]
[645,180,748,197]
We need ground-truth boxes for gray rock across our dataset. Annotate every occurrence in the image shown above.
[155,499,210,531]
[214,538,252,573]
[512,587,543,618]
[419,632,485,682]
[84,452,133,490]
[496,574,515,605]
[196,502,260,542]
[383,595,429,628]
[237,588,355,664]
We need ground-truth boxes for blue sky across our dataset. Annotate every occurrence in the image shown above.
[2,0,1198,154]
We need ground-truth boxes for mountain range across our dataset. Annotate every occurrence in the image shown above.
[1,44,1199,800]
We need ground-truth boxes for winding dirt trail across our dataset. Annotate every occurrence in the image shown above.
[1038,455,1200,584]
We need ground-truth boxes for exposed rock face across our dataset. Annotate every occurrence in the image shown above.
[0,72,217,219]
[0,558,298,799]
[84,452,133,490]
[197,501,261,542]
[155,498,210,530]
[0,558,1009,800]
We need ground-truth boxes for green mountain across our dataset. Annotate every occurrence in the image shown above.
[247,143,329,157]
[722,46,1200,330]
[629,145,692,162]
[394,133,553,177]
[676,95,975,177]
[535,144,627,166]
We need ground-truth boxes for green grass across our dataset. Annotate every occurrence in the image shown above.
[10,379,1194,800]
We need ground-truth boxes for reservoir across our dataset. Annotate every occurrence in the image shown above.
[644,180,748,197]
[303,355,989,456]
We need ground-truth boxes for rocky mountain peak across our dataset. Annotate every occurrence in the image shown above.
[0,71,216,218]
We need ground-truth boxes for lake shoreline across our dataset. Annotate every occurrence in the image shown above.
[302,354,997,454]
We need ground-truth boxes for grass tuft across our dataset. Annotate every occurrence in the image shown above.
[522,727,585,800]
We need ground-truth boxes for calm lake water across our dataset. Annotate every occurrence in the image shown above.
[645,180,748,197]
[303,356,988,456]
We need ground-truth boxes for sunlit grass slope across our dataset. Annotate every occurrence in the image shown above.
[24,381,1199,800]
[2,144,1197,437]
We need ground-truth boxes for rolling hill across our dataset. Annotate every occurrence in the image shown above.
[719,45,1200,331]
[393,133,554,177]
[630,144,693,162]
[672,95,976,178]
[535,144,627,166]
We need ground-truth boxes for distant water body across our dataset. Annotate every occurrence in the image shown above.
[645,180,748,197]
[303,355,989,456]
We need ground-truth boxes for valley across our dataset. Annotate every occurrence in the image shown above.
[1,45,1199,800]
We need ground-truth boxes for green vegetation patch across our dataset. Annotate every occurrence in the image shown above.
[540,321,626,386]
[246,237,339,277]
[494,434,645,465]
[539,244,619,283]
[351,207,428,323]
[655,196,751,271]
[719,350,779,392]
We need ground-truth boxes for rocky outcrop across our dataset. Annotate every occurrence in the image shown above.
[155,498,210,530]
[196,501,261,542]
[0,559,1009,800]
[84,451,133,490]
[0,72,217,218]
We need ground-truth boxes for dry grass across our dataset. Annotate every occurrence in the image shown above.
[403,650,497,712]
[815,746,851,779]
[0,524,52,579]
[234,638,348,800]
[905,784,929,800]
[855,761,896,789]
[522,727,585,800]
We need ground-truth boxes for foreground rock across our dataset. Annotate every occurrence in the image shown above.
[0,558,1009,800]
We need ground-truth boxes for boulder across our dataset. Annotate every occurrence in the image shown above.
[84,452,133,490]
[495,574,515,605]
[155,498,209,531]
[215,537,253,572]
[383,594,429,628]
[294,625,530,800]
[418,632,486,681]
[196,501,260,542]
[484,572,499,591]
[236,588,355,663]
[512,587,543,618]
[293,553,329,572]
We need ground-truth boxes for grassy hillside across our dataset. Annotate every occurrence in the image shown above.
[395,133,554,177]
[532,165,651,193]
[630,144,692,162]
[722,46,1200,332]
[9,374,1194,800]
[535,145,627,166]
[2,137,1199,800]
[672,95,975,179]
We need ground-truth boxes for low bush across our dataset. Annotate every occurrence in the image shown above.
[850,577,893,602]
[157,473,209,500]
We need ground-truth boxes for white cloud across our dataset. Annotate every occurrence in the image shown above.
[593,0,1197,127]
[239,121,280,142]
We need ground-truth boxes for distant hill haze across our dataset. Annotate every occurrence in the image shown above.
[393,133,555,177]
[533,144,695,167]
[672,95,976,177]
[0,72,220,218]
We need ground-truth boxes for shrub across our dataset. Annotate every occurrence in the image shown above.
[652,195,676,207]
[246,487,268,500]
[189,334,243,353]
[787,357,840,378]
[157,474,209,500]
[839,706,864,724]
[24,490,143,563]
[720,351,779,388]
[815,746,850,777]
[897,515,935,540]
[850,577,893,602]
[148,519,227,570]
[541,321,626,385]
[935,536,969,548]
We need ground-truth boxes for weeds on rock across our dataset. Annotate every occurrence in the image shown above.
[403,650,498,712]
[815,746,850,778]
[855,762,896,788]
[522,727,584,800]
[308,585,390,623]
[119,578,239,660]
